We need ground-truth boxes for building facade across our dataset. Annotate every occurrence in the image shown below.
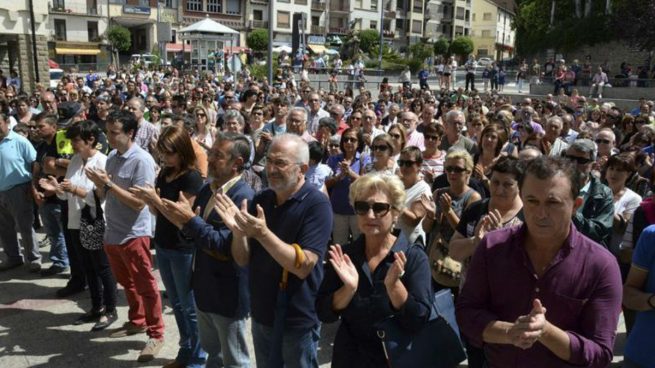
[49,0,111,71]
[470,0,515,60]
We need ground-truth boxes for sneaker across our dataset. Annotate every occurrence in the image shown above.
[40,265,69,277]
[137,338,164,362]
[92,310,118,331]
[0,261,24,272]
[56,284,86,298]
[28,262,42,273]
[73,308,104,325]
[38,237,50,248]
[109,321,147,338]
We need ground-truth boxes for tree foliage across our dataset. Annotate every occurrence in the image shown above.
[449,36,474,58]
[358,29,380,53]
[106,26,131,52]
[409,42,433,62]
[434,37,450,56]
[246,28,269,52]
[611,0,655,51]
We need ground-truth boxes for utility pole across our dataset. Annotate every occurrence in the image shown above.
[28,0,39,84]
[268,0,273,84]
[378,0,384,72]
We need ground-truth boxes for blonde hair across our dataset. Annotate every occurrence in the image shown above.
[349,173,406,211]
[445,149,474,172]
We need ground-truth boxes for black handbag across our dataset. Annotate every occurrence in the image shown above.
[376,289,467,368]
[79,191,105,251]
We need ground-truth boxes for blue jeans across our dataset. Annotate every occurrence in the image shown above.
[251,320,320,368]
[197,309,250,368]
[156,247,206,367]
[39,201,69,268]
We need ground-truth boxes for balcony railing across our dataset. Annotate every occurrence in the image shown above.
[311,1,325,10]
[328,26,348,34]
[252,20,268,28]
[49,3,100,16]
[311,25,325,34]
[251,0,268,3]
[382,30,395,38]
[329,3,349,12]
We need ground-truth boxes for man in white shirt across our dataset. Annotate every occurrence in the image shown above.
[306,92,329,136]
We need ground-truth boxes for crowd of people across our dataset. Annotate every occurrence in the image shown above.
[0,60,654,368]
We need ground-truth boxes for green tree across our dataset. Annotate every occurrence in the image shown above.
[449,36,474,59]
[358,29,380,54]
[433,37,450,56]
[611,0,655,51]
[409,42,433,62]
[246,28,269,52]
[106,25,131,67]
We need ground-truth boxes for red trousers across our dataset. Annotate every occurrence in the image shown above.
[104,237,164,339]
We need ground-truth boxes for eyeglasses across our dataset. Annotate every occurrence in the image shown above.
[265,157,300,169]
[595,139,611,144]
[424,134,440,141]
[372,145,390,152]
[309,99,320,102]
[562,154,592,165]
[445,166,467,173]
[343,137,358,143]
[196,113,206,117]
[354,201,392,217]
[397,159,417,167]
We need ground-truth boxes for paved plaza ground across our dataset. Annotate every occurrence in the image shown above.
[0,231,628,367]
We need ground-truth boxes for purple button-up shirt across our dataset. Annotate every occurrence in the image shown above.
[456,224,622,368]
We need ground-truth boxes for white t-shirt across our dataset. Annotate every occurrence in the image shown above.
[398,180,432,244]
[610,188,642,254]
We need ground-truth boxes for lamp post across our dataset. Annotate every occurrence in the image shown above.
[378,0,384,73]
[267,1,273,84]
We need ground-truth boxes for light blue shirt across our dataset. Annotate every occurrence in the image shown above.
[104,143,156,245]
[0,130,36,192]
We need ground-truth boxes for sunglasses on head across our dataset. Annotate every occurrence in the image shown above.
[397,159,417,167]
[445,166,467,173]
[353,201,392,217]
[562,154,592,165]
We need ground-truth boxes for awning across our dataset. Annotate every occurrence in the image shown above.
[308,44,327,54]
[48,59,60,68]
[166,43,192,52]
[55,48,101,55]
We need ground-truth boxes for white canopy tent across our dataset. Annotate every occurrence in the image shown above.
[179,16,240,72]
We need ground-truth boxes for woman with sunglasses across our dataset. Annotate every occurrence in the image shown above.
[317,173,432,368]
[421,123,446,184]
[420,150,481,287]
[326,128,370,245]
[364,134,397,176]
[397,146,432,245]
[192,106,216,151]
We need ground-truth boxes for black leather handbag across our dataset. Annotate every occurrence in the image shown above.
[376,289,467,368]
[79,191,105,251]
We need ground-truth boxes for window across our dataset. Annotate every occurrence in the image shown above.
[87,21,98,42]
[455,25,463,36]
[465,10,470,21]
[138,0,148,6]
[395,19,404,31]
[54,19,67,41]
[412,19,422,33]
[481,30,490,37]
[478,48,488,56]
[207,0,221,13]
[413,0,423,13]
[396,0,405,10]
[355,0,362,8]
[164,0,177,8]
[311,16,319,26]
[370,20,377,29]
[483,12,491,21]
[254,10,264,21]
[186,0,202,12]
[277,11,290,28]
[87,0,97,14]
[53,0,65,10]
[296,0,308,4]
[443,5,449,17]
[226,0,240,14]
[464,27,469,35]
[371,0,378,11]
[456,6,465,20]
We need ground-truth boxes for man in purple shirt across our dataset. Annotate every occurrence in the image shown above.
[457,156,622,368]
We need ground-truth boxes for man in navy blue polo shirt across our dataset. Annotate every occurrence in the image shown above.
[216,134,333,368]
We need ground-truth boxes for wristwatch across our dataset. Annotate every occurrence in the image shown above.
[103,181,114,193]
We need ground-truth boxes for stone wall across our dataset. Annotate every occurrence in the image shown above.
[527,41,651,76]
[16,34,50,94]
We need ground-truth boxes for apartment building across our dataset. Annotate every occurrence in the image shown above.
[470,0,515,60]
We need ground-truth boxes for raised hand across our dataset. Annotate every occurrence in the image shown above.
[384,251,407,288]
[509,298,547,350]
[39,176,60,192]
[418,192,436,217]
[234,199,269,240]
[328,244,359,292]
[129,184,161,206]
[439,192,452,213]
[160,191,200,229]
[60,179,74,193]
[213,193,244,235]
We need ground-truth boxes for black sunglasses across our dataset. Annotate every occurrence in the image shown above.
[372,145,390,152]
[397,159,417,167]
[424,134,440,141]
[595,139,611,145]
[343,137,358,143]
[445,166,467,173]
[354,201,392,217]
[562,154,592,165]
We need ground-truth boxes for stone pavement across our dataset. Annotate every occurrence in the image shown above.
[1,232,626,367]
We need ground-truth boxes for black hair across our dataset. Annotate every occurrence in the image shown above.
[216,132,252,171]
[490,156,524,181]
[308,141,325,163]
[65,120,101,145]
[108,110,139,140]
[519,156,581,200]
